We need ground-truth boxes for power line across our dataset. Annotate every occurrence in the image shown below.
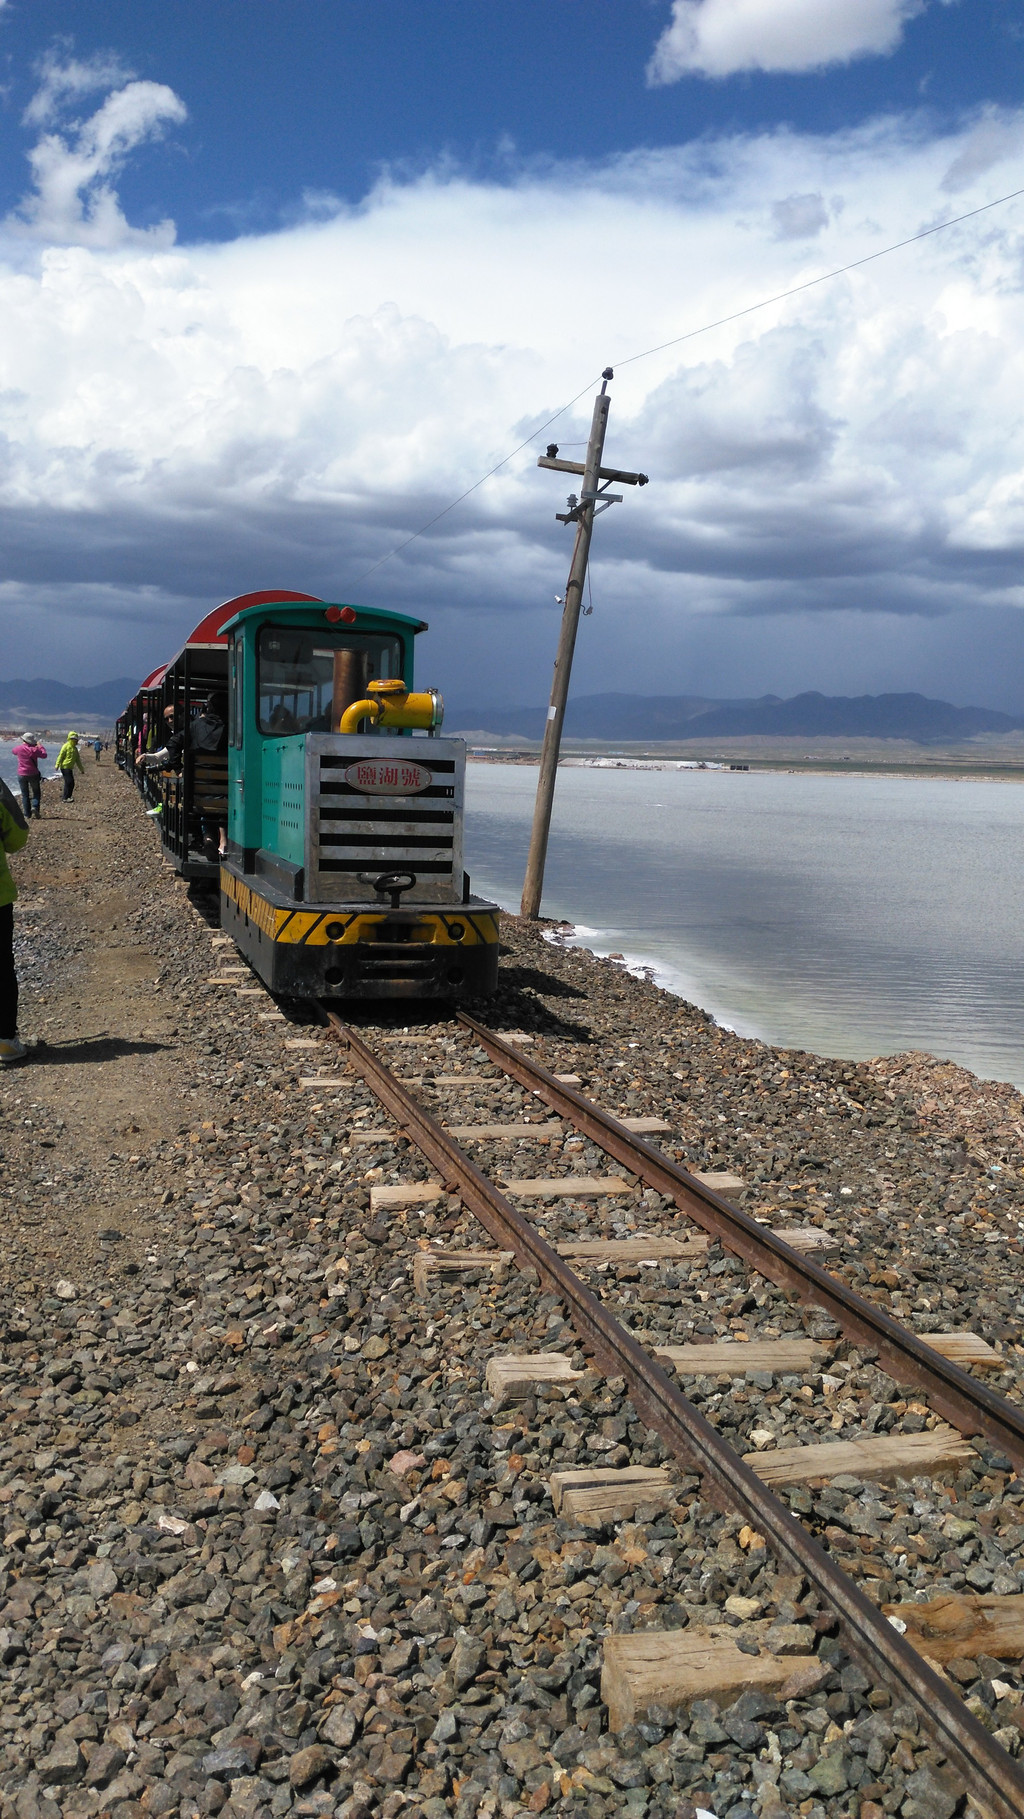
[352,179,1024,586]
[615,180,1024,371]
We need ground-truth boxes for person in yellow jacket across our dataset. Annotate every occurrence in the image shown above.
[0,778,29,1063]
[55,730,84,802]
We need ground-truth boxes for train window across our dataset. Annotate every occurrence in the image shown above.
[257,626,402,736]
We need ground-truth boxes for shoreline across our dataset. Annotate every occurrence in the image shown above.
[541,920,757,1046]
[490,900,1024,1098]
[536,918,1024,1101]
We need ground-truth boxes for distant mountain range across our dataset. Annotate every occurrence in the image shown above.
[0,676,137,723]
[449,690,1024,744]
[3,679,1022,744]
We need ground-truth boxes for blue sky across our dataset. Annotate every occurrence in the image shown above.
[2,3,1022,240]
[3,1,1024,710]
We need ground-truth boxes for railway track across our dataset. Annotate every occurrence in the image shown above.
[320,1006,1024,1818]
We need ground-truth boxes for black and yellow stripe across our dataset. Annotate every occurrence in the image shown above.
[220,866,498,949]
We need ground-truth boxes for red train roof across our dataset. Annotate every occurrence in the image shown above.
[185,589,322,647]
[126,592,326,706]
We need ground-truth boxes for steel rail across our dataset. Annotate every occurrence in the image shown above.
[327,1012,1024,1818]
[460,1011,1024,1473]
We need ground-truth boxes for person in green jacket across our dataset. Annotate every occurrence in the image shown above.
[0,779,29,1064]
[55,730,84,801]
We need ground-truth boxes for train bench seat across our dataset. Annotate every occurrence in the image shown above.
[192,753,229,819]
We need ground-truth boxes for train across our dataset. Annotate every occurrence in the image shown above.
[117,590,499,1000]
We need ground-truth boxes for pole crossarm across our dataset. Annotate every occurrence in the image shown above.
[537,455,649,486]
[555,479,624,524]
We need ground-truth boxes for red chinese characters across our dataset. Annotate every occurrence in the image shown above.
[345,760,432,795]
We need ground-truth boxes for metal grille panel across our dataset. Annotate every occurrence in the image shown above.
[305,732,465,903]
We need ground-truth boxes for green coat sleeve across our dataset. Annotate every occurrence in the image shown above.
[0,802,28,856]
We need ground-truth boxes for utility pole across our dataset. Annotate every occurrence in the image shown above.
[520,368,648,919]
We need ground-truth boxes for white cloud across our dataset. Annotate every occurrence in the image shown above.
[648,0,926,83]
[10,51,187,248]
[23,44,136,126]
[2,110,1024,703]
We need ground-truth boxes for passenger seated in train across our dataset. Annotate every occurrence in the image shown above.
[140,694,229,863]
[141,704,185,771]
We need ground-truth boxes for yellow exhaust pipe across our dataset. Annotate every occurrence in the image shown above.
[339,678,444,735]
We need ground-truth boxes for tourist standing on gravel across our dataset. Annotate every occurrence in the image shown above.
[11,733,46,820]
[0,777,28,1064]
[55,730,84,801]
[92,737,103,762]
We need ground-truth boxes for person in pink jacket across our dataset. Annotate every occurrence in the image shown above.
[11,733,47,821]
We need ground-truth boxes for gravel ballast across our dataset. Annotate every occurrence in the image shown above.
[0,766,1021,1819]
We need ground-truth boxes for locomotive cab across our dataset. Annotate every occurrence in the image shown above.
[218,597,498,1000]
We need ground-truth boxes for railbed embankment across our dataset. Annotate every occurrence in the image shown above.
[1,765,1023,1819]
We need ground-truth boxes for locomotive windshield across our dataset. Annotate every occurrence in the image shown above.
[257,626,402,735]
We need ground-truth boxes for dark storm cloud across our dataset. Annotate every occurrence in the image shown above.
[4,112,1024,704]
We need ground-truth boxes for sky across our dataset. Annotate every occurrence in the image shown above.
[3,3,1024,710]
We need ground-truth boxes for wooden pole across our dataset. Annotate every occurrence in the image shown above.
[521,378,612,918]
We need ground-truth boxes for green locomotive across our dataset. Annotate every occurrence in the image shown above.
[120,591,499,1000]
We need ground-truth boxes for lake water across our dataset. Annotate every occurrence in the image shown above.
[1,742,26,785]
[464,762,1024,1089]
[4,740,1021,1087]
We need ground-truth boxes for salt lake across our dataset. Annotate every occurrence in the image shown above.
[464,762,1024,1089]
